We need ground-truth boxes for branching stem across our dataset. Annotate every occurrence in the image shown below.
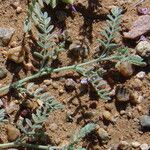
[0,55,121,96]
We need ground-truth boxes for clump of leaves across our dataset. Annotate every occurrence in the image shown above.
[63,123,96,150]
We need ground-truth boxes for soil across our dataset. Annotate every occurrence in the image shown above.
[0,0,150,150]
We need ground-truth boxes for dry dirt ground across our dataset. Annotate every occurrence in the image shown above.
[0,0,150,150]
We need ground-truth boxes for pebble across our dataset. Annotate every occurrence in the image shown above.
[118,141,130,150]
[0,67,7,79]
[103,111,114,122]
[43,79,52,86]
[131,141,140,148]
[11,1,20,9]
[140,115,150,128]
[5,124,20,142]
[6,46,25,63]
[98,128,109,143]
[132,78,143,90]
[140,143,149,150]
[116,86,130,102]
[69,41,89,57]
[123,15,150,39]
[16,6,22,14]
[136,41,150,57]
[136,71,146,79]
[120,110,126,115]
[0,27,15,46]
[116,61,134,77]
[49,123,58,132]
[130,92,143,105]
[65,78,76,91]
[6,101,19,114]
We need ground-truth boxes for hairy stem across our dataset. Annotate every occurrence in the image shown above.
[0,55,121,96]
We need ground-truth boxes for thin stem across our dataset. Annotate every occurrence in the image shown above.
[0,55,120,96]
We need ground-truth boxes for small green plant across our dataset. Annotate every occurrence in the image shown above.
[0,3,146,149]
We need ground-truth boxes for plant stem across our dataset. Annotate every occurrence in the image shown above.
[0,55,120,96]
[0,142,62,149]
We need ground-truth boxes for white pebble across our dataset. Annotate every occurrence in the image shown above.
[136,71,145,79]
[131,141,140,148]
[140,143,149,150]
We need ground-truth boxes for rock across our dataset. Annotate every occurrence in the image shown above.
[16,6,22,14]
[11,1,20,9]
[130,92,143,105]
[0,67,7,79]
[116,61,134,77]
[137,7,150,15]
[132,78,143,90]
[69,41,89,58]
[6,46,25,63]
[5,124,20,142]
[120,110,126,115]
[98,128,109,143]
[136,71,145,79]
[6,101,19,114]
[102,111,115,122]
[65,78,76,91]
[43,79,52,86]
[123,15,150,39]
[49,123,58,132]
[118,141,130,150]
[136,41,150,57]
[0,27,15,46]
[131,141,140,148]
[140,115,150,128]
[116,86,130,102]
[140,143,149,150]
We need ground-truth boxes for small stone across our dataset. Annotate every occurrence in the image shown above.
[10,41,17,48]
[116,86,130,102]
[0,27,15,46]
[43,79,52,86]
[16,6,22,14]
[103,111,114,122]
[140,115,150,128]
[65,78,76,91]
[51,82,59,89]
[118,141,130,150]
[136,71,146,79]
[130,92,143,105]
[69,41,89,58]
[6,46,25,63]
[123,15,150,39]
[140,143,149,150]
[6,101,19,114]
[5,124,20,142]
[11,1,20,9]
[49,123,58,132]
[137,105,143,112]
[132,78,143,90]
[120,110,126,115]
[136,41,150,57]
[104,103,113,111]
[98,128,109,143]
[0,67,7,79]
[116,61,134,77]
[131,141,140,148]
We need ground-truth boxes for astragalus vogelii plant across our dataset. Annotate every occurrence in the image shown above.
[0,1,146,149]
